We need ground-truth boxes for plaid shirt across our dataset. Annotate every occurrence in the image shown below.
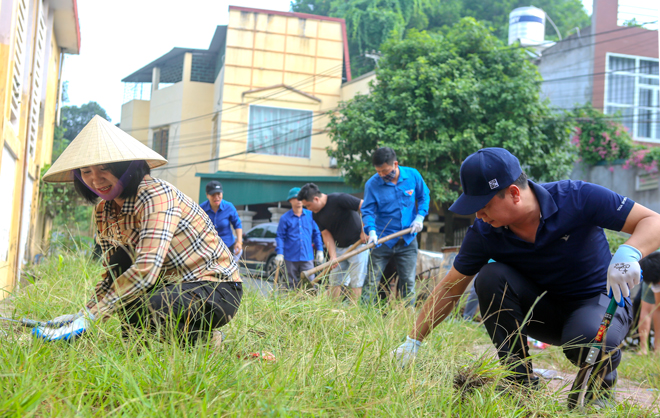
[87,176,240,317]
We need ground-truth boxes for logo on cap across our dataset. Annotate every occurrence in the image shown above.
[489,179,499,190]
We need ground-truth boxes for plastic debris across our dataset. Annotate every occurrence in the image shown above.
[533,368,563,380]
[240,351,276,362]
[528,337,550,349]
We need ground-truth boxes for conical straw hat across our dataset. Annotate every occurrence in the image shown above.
[43,115,167,183]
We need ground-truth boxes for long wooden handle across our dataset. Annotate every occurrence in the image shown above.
[301,227,413,282]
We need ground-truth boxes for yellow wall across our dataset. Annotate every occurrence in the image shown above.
[341,71,376,101]
[120,99,150,147]
[0,0,70,299]
[216,9,346,178]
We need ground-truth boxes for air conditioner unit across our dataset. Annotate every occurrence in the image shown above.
[329,157,337,168]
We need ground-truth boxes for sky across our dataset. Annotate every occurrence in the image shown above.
[63,0,659,123]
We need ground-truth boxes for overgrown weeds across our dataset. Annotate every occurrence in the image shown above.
[0,252,658,416]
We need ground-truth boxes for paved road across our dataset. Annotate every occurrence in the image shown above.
[239,267,275,297]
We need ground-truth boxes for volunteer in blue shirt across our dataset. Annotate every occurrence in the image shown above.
[200,181,243,256]
[361,147,430,306]
[275,187,324,289]
[394,148,660,407]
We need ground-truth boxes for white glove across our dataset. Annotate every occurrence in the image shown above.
[315,250,325,264]
[274,254,284,266]
[607,244,642,307]
[45,307,93,327]
[391,336,422,368]
[367,230,379,246]
[410,215,425,234]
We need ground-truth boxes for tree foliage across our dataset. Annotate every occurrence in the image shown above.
[291,0,590,76]
[61,101,111,142]
[327,19,574,243]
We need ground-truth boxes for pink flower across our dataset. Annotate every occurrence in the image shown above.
[609,166,615,172]
[589,138,595,144]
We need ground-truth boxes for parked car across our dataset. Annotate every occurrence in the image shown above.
[240,222,278,277]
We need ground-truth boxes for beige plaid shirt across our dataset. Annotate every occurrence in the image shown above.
[86,176,240,317]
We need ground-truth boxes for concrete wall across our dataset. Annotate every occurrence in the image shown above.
[572,163,660,212]
[120,100,150,147]
[538,33,594,110]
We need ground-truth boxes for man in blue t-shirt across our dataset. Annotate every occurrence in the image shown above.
[393,148,660,407]
[200,181,243,257]
[275,187,324,289]
[361,147,430,306]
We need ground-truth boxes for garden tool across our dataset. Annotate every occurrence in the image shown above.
[567,297,618,411]
[0,316,45,327]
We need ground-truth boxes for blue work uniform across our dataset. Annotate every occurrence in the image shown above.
[361,166,430,306]
[276,209,323,262]
[200,200,242,248]
[455,180,635,387]
[362,165,431,247]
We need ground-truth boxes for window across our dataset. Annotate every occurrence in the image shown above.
[605,54,659,141]
[152,127,169,159]
[247,105,313,158]
[246,227,265,238]
[264,225,278,238]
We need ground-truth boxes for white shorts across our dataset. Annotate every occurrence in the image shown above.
[328,244,369,288]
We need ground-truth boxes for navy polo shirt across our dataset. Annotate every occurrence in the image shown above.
[454,180,635,299]
[200,199,242,248]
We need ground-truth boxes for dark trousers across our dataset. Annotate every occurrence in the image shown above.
[283,260,314,289]
[363,239,418,306]
[106,247,242,345]
[475,262,632,387]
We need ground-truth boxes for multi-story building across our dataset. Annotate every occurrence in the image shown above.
[537,0,660,211]
[0,0,80,299]
[120,6,374,224]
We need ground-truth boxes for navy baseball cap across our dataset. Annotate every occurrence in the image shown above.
[449,148,523,215]
[206,181,223,195]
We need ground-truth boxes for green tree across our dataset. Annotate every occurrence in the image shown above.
[327,19,574,245]
[61,101,111,142]
[290,0,590,76]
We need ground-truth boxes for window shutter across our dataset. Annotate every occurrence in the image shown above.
[27,0,46,158]
[9,0,29,129]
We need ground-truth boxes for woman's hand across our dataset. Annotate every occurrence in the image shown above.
[234,241,242,255]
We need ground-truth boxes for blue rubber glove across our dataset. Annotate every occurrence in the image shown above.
[410,215,425,234]
[607,244,642,307]
[33,310,95,341]
[391,336,422,368]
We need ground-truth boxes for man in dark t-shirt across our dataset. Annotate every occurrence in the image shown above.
[298,183,368,302]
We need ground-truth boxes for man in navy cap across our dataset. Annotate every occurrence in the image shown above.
[393,147,660,406]
[200,181,243,256]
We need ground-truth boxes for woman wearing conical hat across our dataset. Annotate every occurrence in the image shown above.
[33,115,242,344]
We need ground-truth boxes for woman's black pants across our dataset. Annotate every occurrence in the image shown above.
[475,262,632,388]
[105,247,242,345]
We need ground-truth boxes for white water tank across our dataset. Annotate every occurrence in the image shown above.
[508,6,546,46]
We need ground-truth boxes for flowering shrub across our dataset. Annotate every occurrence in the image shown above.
[623,146,660,172]
[570,106,633,166]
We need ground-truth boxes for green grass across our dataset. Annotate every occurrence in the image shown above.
[1,252,659,417]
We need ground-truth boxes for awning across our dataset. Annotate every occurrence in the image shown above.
[195,171,362,205]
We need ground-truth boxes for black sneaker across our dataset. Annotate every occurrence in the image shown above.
[585,385,616,409]
[497,374,541,394]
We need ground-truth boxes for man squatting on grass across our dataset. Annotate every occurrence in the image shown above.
[361,147,430,306]
[298,183,369,303]
[33,116,242,344]
[274,187,324,289]
[394,148,660,405]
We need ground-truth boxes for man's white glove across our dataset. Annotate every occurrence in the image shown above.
[410,215,425,234]
[33,310,96,342]
[45,307,93,327]
[274,254,284,267]
[315,250,324,264]
[607,244,642,307]
[367,230,379,246]
[391,336,422,368]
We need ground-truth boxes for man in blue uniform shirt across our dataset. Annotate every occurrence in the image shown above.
[361,147,430,306]
[200,181,243,256]
[275,187,324,289]
[393,148,660,407]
